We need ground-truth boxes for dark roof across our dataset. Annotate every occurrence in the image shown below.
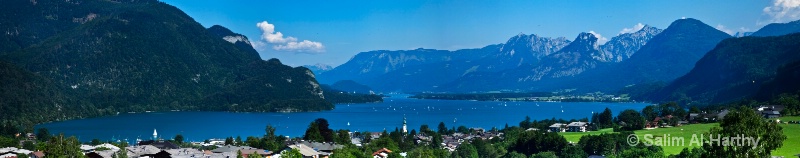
[85,152,103,158]
[141,150,171,158]
[763,111,781,115]
[138,140,180,150]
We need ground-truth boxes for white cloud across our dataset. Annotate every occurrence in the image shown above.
[255,21,325,54]
[273,40,325,53]
[715,24,735,35]
[761,0,800,24]
[619,23,645,35]
[588,31,609,45]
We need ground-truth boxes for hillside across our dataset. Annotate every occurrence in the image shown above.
[750,19,800,37]
[650,33,800,104]
[0,0,331,126]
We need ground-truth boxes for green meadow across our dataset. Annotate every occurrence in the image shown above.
[558,118,800,156]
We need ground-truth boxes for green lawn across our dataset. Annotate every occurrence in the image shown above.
[559,128,615,143]
[771,116,800,157]
[632,123,718,155]
[558,117,800,156]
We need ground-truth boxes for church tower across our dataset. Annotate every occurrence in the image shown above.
[402,115,407,134]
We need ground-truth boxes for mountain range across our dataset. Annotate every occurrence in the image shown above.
[320,22,674,93]
[320,18,800,105]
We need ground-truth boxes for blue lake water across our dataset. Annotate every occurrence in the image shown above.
[37,95,648,142]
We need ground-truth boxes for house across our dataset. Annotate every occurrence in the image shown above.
[211,145,248,153]
[566,122,588,132]
[289,141,343,155]
[688,113,700,123]
[469,127,485,134]
[370,132,382,139]
[85,152,104,158]
[0,153,15,158]
[163,148,207,158]
[717,109,730,120]
[763,111,782,119]
[0,147,32,157]
[372,148,392,158]
[757,105,785,112]
[29,151,44,158]
[140,150,172,158]
[25,133,35,140]
[287,144,322,158]
[138,140,180,150]
[548,123,566,132]
[757,105,784,119]
[126,145,162,157]
[351,138,362,147]
[239,149,274,158]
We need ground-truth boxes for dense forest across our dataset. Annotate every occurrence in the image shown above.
[0,0,338,129]
[646,33,800,105]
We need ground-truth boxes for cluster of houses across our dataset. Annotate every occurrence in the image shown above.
[121,139,347,158]
[440,128,502,152]
[547,122,589,133]
[0,147,43,158]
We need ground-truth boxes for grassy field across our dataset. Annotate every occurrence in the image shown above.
[632,123,718,155]
[771,116,800,157]
[559,128,615,142]
[557,116,800,156]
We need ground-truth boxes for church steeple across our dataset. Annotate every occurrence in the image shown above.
[153,129,158,140]
[402,115,407,134]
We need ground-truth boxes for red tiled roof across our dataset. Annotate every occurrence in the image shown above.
[33,151,45,157]
[372,148,392,156]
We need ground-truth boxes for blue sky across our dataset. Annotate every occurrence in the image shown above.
[159,0,796,67]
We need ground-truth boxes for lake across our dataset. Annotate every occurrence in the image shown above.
[37,95,648,142]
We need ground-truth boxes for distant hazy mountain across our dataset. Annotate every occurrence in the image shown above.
[559,18,732,93]
[0,0,331,125]
[599,25,663,62]
[303,63,334,76]
[322,23,668,93]
[480,33,571,71]
[437,26,662,92]
[650,33,800,104]
[318,48,460,84]
[750,19,800,37]
[331,80,373,94]
[318,18,737,94]
[362,45,502,92]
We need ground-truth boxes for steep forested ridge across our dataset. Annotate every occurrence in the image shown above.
[0,0,331,126]
[650,33,800,104]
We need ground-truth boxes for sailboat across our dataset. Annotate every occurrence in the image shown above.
[347,122,350,126]
[454,118,457,123]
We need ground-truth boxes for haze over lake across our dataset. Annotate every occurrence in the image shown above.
[38,95,647,142]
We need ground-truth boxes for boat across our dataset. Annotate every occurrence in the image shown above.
[347,122,350,126]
